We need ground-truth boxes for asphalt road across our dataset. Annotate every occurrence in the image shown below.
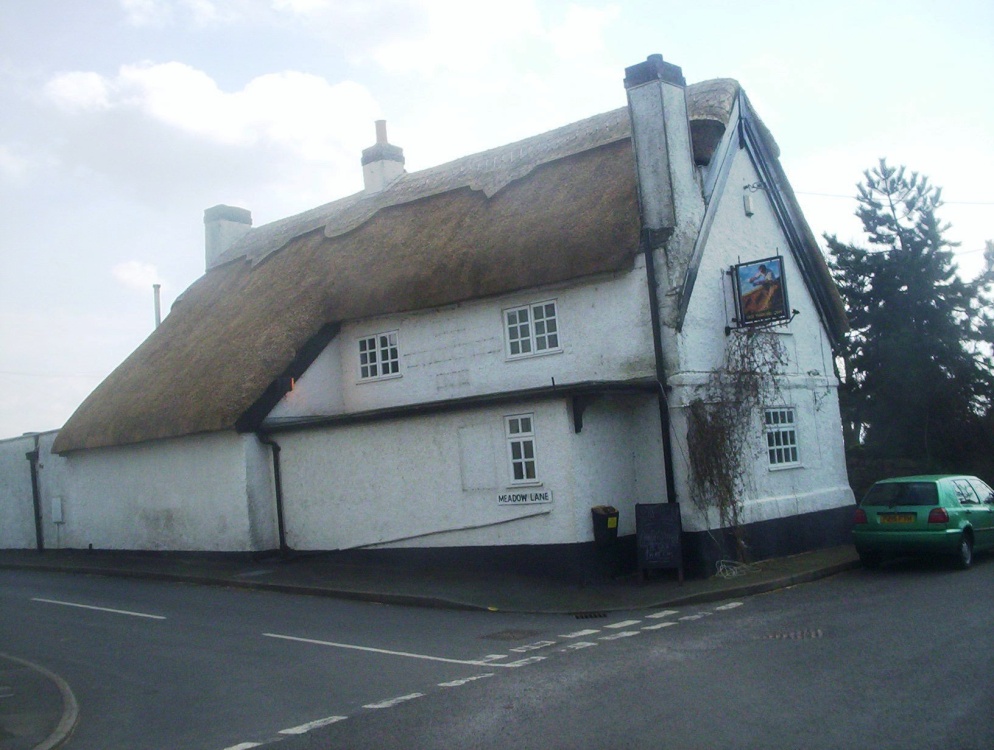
[1,557,991,750]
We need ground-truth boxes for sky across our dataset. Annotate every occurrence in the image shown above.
[1,0,992,440]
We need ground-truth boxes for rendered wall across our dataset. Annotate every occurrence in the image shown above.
[0,431,70,550]
[276,394,664,550]
[0,434,43,548]
[668,144,854,535]
[56,432,277,551]
[266,265,656,424]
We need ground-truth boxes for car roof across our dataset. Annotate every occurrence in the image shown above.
[873,475,973,484]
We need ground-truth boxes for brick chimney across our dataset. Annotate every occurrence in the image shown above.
[361,120,405,194]
[204,204,252,271]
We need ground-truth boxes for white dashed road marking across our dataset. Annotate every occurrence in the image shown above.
[510,640,557,653]
[604,619,642,629]
[599,631,640,641]
[364,693,425,710]
[279,716,348,735]
[646,609,679,619]
[642,621,678,631]
[561,641,597,652]
[439,673,494,688]
[503,656,547,668]
[559,628,601,639]
[715,601,744,611]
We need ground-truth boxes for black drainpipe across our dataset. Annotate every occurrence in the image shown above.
[257,433,289,557]
[643,232,678,504]
[25,435,44,553]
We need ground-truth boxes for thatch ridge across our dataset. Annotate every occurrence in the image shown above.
[53,78,755,454]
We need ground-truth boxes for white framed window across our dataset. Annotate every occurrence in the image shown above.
[504,300,561,358]
[358,331,400,381]
[764,407,799,467]
[505,413,538,484]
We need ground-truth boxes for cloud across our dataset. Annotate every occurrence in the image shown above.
[45,63,379,158]
[44,71,112,111]
[119,0,175,26]
[548,4,619,60]
[367,0,544,75]
[39,61,381,215]
[271,0,331,12]
[0,145,33,182]
[113,261,164,291]
[119,0,246,27]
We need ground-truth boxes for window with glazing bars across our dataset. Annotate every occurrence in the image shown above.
[764,407,799,466]
[506,414,537,483]
[505,301,560,358]
[359,331,400,380]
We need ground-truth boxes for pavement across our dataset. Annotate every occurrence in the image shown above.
[0,543,859,749]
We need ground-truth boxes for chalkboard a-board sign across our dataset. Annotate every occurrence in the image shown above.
[636,502,683,582]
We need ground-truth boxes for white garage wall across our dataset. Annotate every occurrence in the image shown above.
[0,434,40,549]
[57,432,277,551]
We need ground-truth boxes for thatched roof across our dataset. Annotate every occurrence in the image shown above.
[53,116,646,453]
[54,77,842,454]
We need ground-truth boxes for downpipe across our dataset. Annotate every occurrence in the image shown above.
[257,432,290,557]
[643,233,678,504]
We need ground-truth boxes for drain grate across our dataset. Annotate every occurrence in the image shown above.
[765,629,824,641]
[573,612,608,620]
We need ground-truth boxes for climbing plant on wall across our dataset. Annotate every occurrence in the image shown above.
[686,327,787,561]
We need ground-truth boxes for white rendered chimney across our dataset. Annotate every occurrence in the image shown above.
[361,120,405,194]
[623,54,704,251]
[204,205,252,271]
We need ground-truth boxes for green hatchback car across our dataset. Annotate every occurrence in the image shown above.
[853,475,994,569]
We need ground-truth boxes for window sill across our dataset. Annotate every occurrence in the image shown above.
[505,348,563,362]
[767,462,803,472]
[356,373,403,385]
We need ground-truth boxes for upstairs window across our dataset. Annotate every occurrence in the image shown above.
[504,301,560,359]
[764,407,799,467]
[505,414,538,484]
[359,331,400,381]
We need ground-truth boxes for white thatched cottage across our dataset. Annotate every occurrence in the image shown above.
[40,54,854,576]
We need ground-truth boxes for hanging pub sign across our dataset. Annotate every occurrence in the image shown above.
[732,255,790,327]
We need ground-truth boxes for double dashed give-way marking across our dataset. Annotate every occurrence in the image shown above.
[223,602,745,749]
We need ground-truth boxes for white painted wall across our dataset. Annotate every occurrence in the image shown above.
[276,393,664,550]
[56,432,278,551]
[571,393,667,537]
[0,431,71,550]
[266,265,656,424]
[668,146,854,533]
[0,434,41,548]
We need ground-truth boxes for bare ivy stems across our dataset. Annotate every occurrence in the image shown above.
[686,328,787,562]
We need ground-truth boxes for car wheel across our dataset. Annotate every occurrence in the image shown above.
[956,534,973,570]
[858,550,881,569]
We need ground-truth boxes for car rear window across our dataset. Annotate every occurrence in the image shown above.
[861,482,939,507]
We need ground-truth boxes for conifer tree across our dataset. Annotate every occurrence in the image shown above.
[825,160,994,471]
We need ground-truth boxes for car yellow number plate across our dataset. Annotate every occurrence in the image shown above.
[880,513,916,524]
